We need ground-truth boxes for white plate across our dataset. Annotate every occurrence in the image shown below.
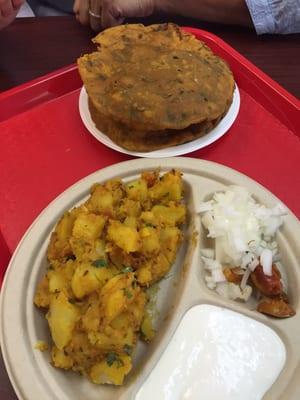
[1,158,300,400]
[79,86,240,158]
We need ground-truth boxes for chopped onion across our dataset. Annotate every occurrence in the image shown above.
[241,252,255,269]
[211,269,226,283]
[205,276,217,290]
[216,282,252,301]
[260,249,273,276]
[249,258,259,271]
[273,253,280,263]
[270,241,278,250]
[201,257,222,271]
[240,267,252,290]
[199,186,285,300]
[200,248,215,259]
[271,204,287,216]
[197,201,213,213]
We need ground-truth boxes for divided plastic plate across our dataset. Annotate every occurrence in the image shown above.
[1,158,299,400]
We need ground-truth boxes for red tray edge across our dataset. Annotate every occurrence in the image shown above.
[0,64,81,123]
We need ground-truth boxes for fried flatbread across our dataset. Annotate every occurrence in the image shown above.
[88,98,227,152]
[78,23,234,133]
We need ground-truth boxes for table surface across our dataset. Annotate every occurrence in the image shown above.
[0,15,300,99]
[0,14,299,400]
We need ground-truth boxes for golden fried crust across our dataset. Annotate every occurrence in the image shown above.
[78,23,234,132]
[88,98,227,152]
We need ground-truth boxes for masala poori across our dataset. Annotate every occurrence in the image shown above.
[77,23,235,151]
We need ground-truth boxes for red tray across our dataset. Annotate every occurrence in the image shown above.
[0,28,299,285]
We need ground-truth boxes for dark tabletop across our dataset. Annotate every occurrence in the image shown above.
[0,13,299,400]
[0,15,300,98]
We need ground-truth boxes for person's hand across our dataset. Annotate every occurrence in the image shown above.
[0,0,24,30]
[73,0,156,30]
[161,0,252,27]
[73,0,89,26]
[100,0,156,29]
[74,0,252,31]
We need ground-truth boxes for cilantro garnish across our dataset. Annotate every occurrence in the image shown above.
[92,259,107,268]
[106,352,124,367]
[121,265,134,273]
[123,288,133,299]
[145,222,155,228]
[123,344,133,355]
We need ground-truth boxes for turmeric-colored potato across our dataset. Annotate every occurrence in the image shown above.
[149,170,183,202]
[34,276,50,308]
[100,273,139,323]
[48,270,68,294]
[34,170,186,385]
[107,220,141,253]
[151,203,186,226]
[71,261,114,299]
[118,199,141,218]
[140,226,161,254]
[51,346,74,369]
[70,237,107,262]
[72,213,106,241]
[86,180,124,217]
[88,325,135,352]
[137,265,153,286]
[160,226,181,263]
[47,291,80,350]
[125,179,148,202]
[47,210,78,261]
[123,216,138,229]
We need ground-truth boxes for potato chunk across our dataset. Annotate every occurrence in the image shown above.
[149,170,183,202]
[86,184,114,216]
[72,213,106,241]
[151,204,186,226]
[140,226,160,254]
[47,211,77,261]
[107,220,141,253]
[51,346,74,369]
[48,270,68,294]
[71,262,114,299]
[34,276,50,308]
[125,179,148,201]
[47,291,80,350]
[100,273,139,323]
[160,226,181,263]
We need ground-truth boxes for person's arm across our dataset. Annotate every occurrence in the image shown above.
[245,0,300,34]
[74,0,300,34]
[0,0,24,30]
[74,0,253,29]
[159,0,253,27]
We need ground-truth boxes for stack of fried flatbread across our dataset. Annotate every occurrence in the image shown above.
[78,23,235,152]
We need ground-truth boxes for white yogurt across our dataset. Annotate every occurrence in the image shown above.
[135,304,286,400]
